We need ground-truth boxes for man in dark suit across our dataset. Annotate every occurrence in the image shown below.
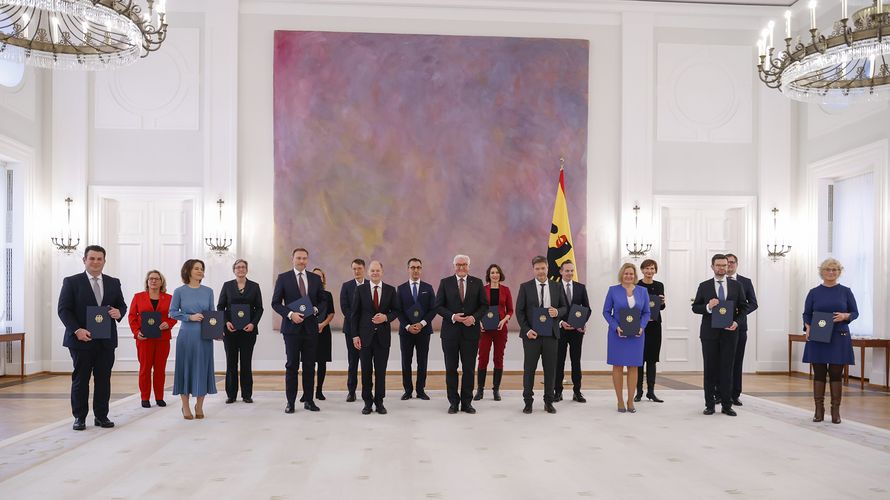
[350,261,402,414]
[554,260,591,403]
[516,255,568,414]
[435,254,488,414]
[271,247,328,413]
[397,258,437,400]
[57,245,128,431]
[691,253,748,417]
[725,253,758,406]
[339,258,366,402]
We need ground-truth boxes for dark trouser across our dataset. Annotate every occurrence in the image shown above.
[69,345,115,420]
[223,332,257,399]
[284,333,317,405]
[636,362,657,394]
[360,335,390,404]
[344,334,361,394]
[316,362,326,392]
[400,333,430,394]
[556,330,583,394]
[731,329,747,398]
[701,332,738,409]
[442,334,478,406]
[523,336,558,404]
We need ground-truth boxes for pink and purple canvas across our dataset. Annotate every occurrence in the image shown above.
[273,31,588,284]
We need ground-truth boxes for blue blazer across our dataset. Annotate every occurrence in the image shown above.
[271,269,327,336]
[58,272,128,350]
[339,279,362,336]
[602,284,651,336]
[396,280,436,335]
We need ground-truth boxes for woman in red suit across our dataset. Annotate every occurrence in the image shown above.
[474,264,513,401]
[128,270,177,408]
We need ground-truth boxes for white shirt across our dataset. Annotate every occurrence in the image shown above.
[534,278,552,308]
[355,279,365,286]
[85,271,104,300]
[627,294,636,309]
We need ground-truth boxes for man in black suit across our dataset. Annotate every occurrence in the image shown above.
[554,260,591,403]
[691,253,748,416]
[351,261,401,414]
[725,253,758,406]
[516,255,568,414]
[435,254,488,414]
[271,247,328,413]
[397,258,437,400]
[57,245,128,431]
[339,258,366,402]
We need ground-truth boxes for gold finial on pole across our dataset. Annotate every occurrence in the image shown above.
[560,157,565,169]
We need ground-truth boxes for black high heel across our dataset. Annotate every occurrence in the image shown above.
[646,392,664,403]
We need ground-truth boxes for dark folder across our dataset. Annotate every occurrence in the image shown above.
[287,297,313,318]
[809,311,834,343]
[711,300,735,329]
[619,307,641,337]
[481,306,500,331]
[533,307,553,336]
[405,303,423,325]
[566,304,590,329]
[86,306,111,339]
[141,311,162,339]
[201,311,225,340]
[231,304,251,330]
[648,294,662,322]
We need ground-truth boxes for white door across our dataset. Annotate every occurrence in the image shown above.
[659,205,743,371]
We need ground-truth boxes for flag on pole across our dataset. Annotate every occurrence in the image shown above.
[547,159,578,282]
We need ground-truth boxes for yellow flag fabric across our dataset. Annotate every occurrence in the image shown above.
[547,166,578,281]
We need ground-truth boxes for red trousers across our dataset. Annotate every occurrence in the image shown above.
[478,329,508,370]
[137,338,171,401]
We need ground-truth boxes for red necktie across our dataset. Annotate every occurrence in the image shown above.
[298,273,307,297]
[459,278,465,302]
[373,285,380,311]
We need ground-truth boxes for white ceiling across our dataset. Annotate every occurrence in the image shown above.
[626,0,794,6]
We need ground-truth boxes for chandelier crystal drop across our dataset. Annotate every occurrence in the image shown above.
[0,0,168,70]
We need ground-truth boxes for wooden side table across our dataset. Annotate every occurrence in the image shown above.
[0,332,25,379]
[846,338,890,390]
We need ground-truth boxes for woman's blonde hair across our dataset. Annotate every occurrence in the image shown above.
[617,263,638,283]
[818,258,844,277]
[144,270,167,294]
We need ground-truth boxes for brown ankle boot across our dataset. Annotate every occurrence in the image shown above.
[812,381,826,422]
[829,381,842,424]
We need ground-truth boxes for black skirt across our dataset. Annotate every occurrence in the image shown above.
[316,325,333,362]
[643,321,662,363]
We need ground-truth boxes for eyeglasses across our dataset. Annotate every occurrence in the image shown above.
[823,268,840,272]
[148,277,161,281]
[455,263,468,268]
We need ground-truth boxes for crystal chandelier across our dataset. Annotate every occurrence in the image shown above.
[756,1,890,103]
[0,0,168,70]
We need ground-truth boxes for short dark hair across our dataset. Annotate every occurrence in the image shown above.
[711,253,727,265]
[640,259,658,272]
[407,257,422,267]
[559,260,574,270]
[181,259,206,284]
[84,245,106,258]
[352,258,366,267]
[531,255,547,266]
[232,259,248,272]
[485,263,505,283]
[725,253,738,263]
[292,247,309,257]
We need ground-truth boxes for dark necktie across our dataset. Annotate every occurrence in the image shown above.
[459,278,465,302]
[717,280,725,302]
[373,285,380,311]
[412,282,418,303]
[539,283,545,308]
[91,276,102,305]
[565,283,572,304]
[298,272,307,297]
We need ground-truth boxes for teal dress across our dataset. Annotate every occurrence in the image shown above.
[171,285,218,396]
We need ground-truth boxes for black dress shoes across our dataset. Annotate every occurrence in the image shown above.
[376,404,388,415]
[299,394,306,403]
[225,397,235,404]
[553,392,563,402]
[544,402,557,414]
[492,389,501,401]
[633,391,643,402]
[155,399,167,407]
[416,391,430,400]
[523,402,533,414]
[316,391,326,401]
[646,393,664,403]
[573,392,587,403]
[94,417,115,428]
[242,397,253,403]
[73,417,86,431]
[362,404,373,415]
[461,404,477,414]
[732,397,743,406]
[285,403,295,414]
[346,392,357,402]
[703,407,716,415]
[141,400,151,408]
[304,401,320,412]
[401,392,412,401]
[722,407,737,417]
[448,403,459,414]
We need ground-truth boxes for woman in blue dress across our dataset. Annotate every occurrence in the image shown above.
[803,258,858,424]
[171,259,217,419]
[602,263,651,413]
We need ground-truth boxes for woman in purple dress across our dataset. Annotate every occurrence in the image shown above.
[803,258,858,424]
[602,263,651,413]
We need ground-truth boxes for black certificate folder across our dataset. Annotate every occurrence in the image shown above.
[481,306,500,330]
[619,308,640,336]
[533,307,553,336]
[405,303,423,324]
[566,304,590,329]
[201,311,225,340]
[231,304,251,330]
[86,306,111,339]
[809,311,834,343]
[648,295,662,321]
[287,297,313,317]
[141,312,162,338]
[711,300,735,329]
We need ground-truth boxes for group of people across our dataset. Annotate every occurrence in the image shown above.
[58,244,860,431]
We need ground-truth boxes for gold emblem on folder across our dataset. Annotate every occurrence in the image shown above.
[94,314,104,323]
[487,312,495,318]
[625,315,633,323]
[718,307,727,315]
[209,318,218,326]
[299,304,307,312]
[237,310,245,318]
[649,301,655,308]
[147,318,156,326]
[574,311,582,318]
[413,310,420,318]
[818,319,827,328]
[538,315,547,323]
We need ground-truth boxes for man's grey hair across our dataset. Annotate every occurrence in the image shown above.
[452,254,471,265]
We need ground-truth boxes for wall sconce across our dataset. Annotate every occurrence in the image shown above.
[205,198,232,255]
[766,207,791,262]
[50,197,80,254]
[625,204,652,260]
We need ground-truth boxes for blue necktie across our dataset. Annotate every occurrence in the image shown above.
[717,280,725,302]
[412,282,418,303]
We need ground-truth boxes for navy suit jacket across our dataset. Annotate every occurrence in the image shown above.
[271,269,327,335]
[691,278,749,340]
[350,282,401,348]
[435,275,488,340]
[732,274,758,332]
[516,279,568,339]
[396,280,436,335]
[58,272,128,350]
[339,279,364,336]
[559,280,591,332]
